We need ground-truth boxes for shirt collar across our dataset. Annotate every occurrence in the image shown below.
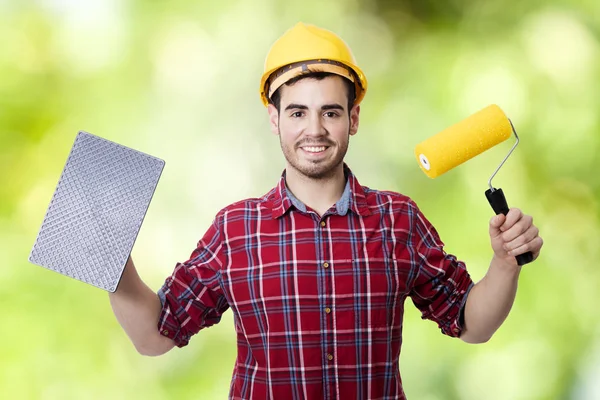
[270,163,371,219]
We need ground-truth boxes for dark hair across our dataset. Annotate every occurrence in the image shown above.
[268,71,356,114]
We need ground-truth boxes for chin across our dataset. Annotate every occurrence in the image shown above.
[295,160,343,180]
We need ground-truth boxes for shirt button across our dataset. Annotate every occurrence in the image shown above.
[325,307,331,314]
[327,353,333,361]
[162,329,169,336]
[320,221,326,227]
[323,262,329,269]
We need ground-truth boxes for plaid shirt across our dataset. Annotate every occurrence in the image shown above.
[157,164,473,400]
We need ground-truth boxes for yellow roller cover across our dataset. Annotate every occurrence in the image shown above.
[415,104,513,179]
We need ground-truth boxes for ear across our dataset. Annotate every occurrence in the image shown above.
[349,104,360,136]
[267,104,280,135]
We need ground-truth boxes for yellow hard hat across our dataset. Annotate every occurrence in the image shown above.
[259,22,368,107]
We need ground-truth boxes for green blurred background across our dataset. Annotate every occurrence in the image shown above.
[2,0,599,398]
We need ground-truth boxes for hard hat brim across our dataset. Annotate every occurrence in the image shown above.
[260,58,367,107]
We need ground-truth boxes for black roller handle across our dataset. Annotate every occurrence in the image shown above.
[485,188,534,266]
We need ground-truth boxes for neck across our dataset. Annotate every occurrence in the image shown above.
[285,164,346,216]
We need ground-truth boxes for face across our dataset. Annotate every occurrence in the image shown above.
[267,76,360,180]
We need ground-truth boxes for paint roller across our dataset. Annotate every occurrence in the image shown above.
[414,104,534,266]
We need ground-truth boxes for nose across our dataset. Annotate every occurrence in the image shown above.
[305,112,327,137]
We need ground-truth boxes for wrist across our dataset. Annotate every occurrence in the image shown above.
[491,255,522,275]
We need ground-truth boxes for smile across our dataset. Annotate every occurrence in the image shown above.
[300,146,330,154]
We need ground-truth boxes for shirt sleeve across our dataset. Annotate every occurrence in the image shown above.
[156,215,229,347]
[406,201,474,338]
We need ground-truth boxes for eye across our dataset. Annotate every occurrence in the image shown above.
[290,111,304,118]
[324,111,339,118]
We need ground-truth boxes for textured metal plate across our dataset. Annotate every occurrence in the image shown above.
[29,131,164,292]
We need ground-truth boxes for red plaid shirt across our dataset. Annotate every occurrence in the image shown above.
[157,164,473,399]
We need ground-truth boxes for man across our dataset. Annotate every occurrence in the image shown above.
[109,22,543,399]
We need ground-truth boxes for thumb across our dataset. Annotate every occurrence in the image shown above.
[489,214,505,237]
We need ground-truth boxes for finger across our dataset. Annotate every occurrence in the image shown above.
[507,236,543,259]
[502,214,533,242]
[489,214,506,237]
[500,208,523,232]
[504,224,539,253]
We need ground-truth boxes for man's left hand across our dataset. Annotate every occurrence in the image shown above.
[489,208,543,267]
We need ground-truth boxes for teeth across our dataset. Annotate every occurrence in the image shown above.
[304,146,326,153]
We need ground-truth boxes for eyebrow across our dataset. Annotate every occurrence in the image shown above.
[284,103,345,111]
